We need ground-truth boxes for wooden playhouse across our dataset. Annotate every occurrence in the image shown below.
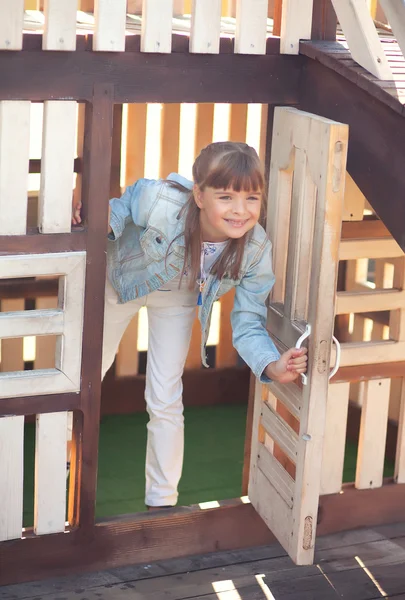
[1,0,405,585]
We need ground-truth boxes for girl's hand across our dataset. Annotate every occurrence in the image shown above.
[264,348,308,384]
[72,200,82,225]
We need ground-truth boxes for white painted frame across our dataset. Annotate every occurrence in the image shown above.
[0,252,86,399]
[280,0,314,55]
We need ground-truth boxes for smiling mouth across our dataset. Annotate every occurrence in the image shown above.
[225,219,249,227]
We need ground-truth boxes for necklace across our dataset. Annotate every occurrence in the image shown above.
[197,245,206,306]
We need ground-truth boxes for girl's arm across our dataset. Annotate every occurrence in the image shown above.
[231,239,307,383]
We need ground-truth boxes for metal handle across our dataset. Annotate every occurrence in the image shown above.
[329,335,341,380]
[295,324,311,385]
[295,326,341,384]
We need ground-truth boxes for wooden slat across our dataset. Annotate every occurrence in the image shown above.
[34,412,67,535]
[0,299,25,374]
[160,104,180,177]
[268,380,302,420]
[340,340,405,366]
[330,0,393,79]
[261,400,298,464]
[39,101,77,234]
[190,0,221,54]
[0,309,63,339]
[339,238,403,260]
[280,0,313,54]
[336,289,405,315]
[389,258,405,342]
[141,0,173,53]
[343,172,366,221]
[0,101,30,235]
[43,0,77,51]
[0,416,24,541]
[378,0,405,61]
[320,382,350,495]
[35,296,58,369]
[216,289,237,367]
[0,0,24,50]
[257,444,294,508]
[395,379,405,483]
[235,0,268,55]
[93,0,127,51]
[355,378,391,489]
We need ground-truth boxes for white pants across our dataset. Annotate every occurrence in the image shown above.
[102,279,198,507]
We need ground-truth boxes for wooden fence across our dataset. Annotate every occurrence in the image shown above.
[1,0,405,583]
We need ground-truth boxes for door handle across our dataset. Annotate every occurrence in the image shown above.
[295,325,341,385]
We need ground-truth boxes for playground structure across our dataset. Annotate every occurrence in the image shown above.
[1,0,405,585]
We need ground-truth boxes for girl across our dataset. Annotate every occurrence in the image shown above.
[73,141,307,510]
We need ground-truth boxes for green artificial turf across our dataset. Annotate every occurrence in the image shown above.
[22,404,395,526]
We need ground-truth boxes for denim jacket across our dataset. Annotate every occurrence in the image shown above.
[107,173,280,381]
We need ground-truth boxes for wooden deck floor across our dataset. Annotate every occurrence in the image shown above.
[3,523,405,600]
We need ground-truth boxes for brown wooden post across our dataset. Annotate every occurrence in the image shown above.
[311,0,337,41]
[70,84,114,530]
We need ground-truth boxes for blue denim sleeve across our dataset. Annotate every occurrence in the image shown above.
[231,240,280,383]
[108,178,156,240]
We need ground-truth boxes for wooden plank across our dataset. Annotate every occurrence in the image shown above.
[0,101,30,235]
[390,257,405,342]
[0,0,24,50]
[43,0,77,50]
[379,0,405,61]
[328,1,393,79]
[160,104,180,178]
[94,0,126,51]
[332,361,405,383]
[74,85,113,530]
[0,299,25,374]
[340,340,405,366]
[216,289,237,367]
[141,0,173,53]
[0,308,63,339]
[190,0,221,54]
[395,379,405,483]
[336,289,405,314]
[341,219,391,240]
[5,483,405,586]
[0,416,24,541]
[261,400,298,464]
[280,0,313,54]
[35,296,58,369]
[343,172,365,221]
[320,382,350,495]
[39,101,77,234]
[235,0,268,55]
[355,378,391,489]
[0,50,303,104]
[257,444,295,508]
[194,104,214,156]
[311,0,337,41]
[34,412,67,535]
[339,238,403,260]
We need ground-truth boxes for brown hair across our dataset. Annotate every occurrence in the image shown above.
[170,141,265,289]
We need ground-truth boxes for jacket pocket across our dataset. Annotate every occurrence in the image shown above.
[140,227,169,262]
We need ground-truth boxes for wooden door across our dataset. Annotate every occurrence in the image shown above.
[248,107,348,565]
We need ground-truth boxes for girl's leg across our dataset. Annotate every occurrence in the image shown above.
[102,278,144,379]
[144,298,196,507]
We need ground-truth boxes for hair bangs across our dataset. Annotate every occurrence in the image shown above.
[203,151,264,193]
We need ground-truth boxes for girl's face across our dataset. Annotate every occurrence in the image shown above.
[194,185,262,243]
